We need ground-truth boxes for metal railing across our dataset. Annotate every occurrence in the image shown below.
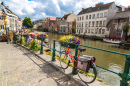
[15,34,130,86]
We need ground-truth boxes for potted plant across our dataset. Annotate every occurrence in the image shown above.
[59,35,81,49]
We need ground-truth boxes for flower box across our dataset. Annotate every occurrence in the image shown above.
[59,35,81,49]
[60,42,76,49]
[37,37,41,40]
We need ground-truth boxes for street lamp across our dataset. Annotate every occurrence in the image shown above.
[2,12,9,43]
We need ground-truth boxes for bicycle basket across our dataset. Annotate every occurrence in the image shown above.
[77,55,95,72]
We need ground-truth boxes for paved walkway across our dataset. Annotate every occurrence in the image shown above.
[0,42,78,86]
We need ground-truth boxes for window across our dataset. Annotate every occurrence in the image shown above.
[91,29,94,33]
[96,21,99,27]
[82,22,83,27]
[114,7,116,10]
[88,29,90,33]
[100,13,103,18]
[86,15,88,19]
[77,17,79,21]
[89,22,91,27]
[89,15,91,19]
[80,17,81,20]
[99,21,102,27]
[82,16,84,20]
[99,28,101,34]
[107,27,110,31]
[103,20,106,27]
[85,22,88,27]
[93,14,95,19]
[97,13,99,18]
[92,21,95,27]
[95,28,98,34]
[85,29,87,33]
[102,29,105,34]
[104,12,107,17]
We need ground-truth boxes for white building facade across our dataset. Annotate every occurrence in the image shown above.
[76,2,117,37]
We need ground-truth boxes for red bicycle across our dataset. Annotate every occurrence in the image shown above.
[60,43,97,83]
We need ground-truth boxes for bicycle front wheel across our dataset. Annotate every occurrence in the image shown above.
[60,51,70,69]
[78,63,97,83]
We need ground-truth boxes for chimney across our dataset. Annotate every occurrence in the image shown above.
[1,2,4,5]
[72,11,73,13]
[7,6,9,8]
[82,8,84,10]
[95,3,103,7]
[64,14,66,16]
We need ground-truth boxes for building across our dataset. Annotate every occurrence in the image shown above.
[60,11,76,34]
[76,2,117,37]
[45,17,56,31]
[0,2,22,31]
[54,17,61,32]
[107,11,130,40]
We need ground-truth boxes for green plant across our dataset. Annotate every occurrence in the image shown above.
[20,38,26,46]
[30,40,41,51]
[72,26,76,34]
[123,24,130,41]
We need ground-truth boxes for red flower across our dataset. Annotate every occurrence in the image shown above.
[59,37,61,39]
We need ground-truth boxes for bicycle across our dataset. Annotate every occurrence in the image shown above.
[60,43,97,83]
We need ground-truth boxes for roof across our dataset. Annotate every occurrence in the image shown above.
[78,2,114,15]
[50,17,56,20]
[61,13,71,19]
[113,11,130,19]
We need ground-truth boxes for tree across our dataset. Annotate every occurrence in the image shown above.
[72,26,76,34]
[23,17,34,31]
[123,24,130,41]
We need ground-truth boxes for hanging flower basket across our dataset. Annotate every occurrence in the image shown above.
[36,32,48,42]
[59,35,81,49]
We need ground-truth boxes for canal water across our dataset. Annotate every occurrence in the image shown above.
[36,31,130,85]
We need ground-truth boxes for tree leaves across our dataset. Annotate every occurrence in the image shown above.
[23,17,34,28]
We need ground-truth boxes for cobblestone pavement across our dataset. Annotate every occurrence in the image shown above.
[0,42,79,86]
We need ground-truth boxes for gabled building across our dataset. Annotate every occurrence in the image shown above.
[0,2,22,31]
[76,2,117,37]
[107,11,130,40]
[60,11,76,34]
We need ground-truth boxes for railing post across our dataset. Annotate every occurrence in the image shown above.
[52,40,56,61]
[119,55,130,86]
[40,38,43,54]
[26,34,28,46]
[72,44,78,74]
[33,36,35,41]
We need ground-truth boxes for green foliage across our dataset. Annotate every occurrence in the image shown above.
[30,40,41,51]
[38,25,42,28]
[123,24,130,40]
[43,28,48,32]
[20,38,26,46]
[123,24,130,33]
[23,17,34,28]
[72,26,76,34]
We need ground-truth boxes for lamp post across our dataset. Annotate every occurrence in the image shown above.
[2,12,9,43]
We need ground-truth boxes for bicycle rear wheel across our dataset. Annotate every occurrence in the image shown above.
[78,63,97,83]
[60,51,70,69]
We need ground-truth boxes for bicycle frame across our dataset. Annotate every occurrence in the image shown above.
[64,47,80,69]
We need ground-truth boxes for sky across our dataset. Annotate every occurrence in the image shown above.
[0,0,130,21]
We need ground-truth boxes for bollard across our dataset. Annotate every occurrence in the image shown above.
[72,44,78,74]
[52,40,56,61]
[119,55,130,86]
[40,38,43,54]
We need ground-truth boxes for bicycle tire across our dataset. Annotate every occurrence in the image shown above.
[78,63,97,83]
[60,51,70,69]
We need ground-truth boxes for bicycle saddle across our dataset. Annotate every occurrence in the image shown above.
[78,48,86,52]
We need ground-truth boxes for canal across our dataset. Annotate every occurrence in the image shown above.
[36,31,130,85]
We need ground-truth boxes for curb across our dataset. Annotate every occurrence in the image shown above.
[16,43,87,86]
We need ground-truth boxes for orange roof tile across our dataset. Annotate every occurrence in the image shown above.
[50,17,56,20]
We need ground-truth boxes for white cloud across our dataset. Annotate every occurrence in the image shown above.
[2,0,130,20]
